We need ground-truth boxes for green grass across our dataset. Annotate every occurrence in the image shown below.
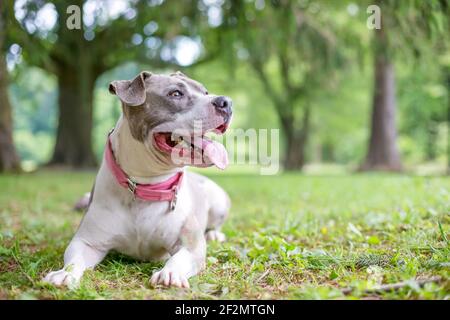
[0,170,449,299]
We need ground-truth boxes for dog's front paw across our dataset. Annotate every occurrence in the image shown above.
[43,268,80,288]
[150,269,190,288]
[205,230,226,242]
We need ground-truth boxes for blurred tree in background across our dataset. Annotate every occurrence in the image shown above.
[0,0,21,172]
[6,0,215,167]
[361,0,449,171]
[219,0,359,170]
[1,0,449,174]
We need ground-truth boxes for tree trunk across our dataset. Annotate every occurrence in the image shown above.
[425,124,438,161]
[0,3,21,172]
[446,71,450,175]
[361,27,402,171]
[282,106,310,171]
[49,66,97,168]
[47,3,99,169]
[284,132,307,170]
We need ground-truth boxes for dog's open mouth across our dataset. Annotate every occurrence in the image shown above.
[153,123,229,169]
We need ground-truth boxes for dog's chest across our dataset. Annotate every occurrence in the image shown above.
[113,201,187,261]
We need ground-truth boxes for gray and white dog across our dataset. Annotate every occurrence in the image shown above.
[43,71,232,288]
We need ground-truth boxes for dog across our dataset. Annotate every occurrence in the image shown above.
[43,71,232,288]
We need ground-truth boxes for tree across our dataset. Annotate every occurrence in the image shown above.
[361,17,402,171]
[7,0,212,168]
[361,0,449,171]
[7,0,154,167]
[0,1,21,172]
[220,0,355,170]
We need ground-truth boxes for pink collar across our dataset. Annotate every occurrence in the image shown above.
[105,135,183,209]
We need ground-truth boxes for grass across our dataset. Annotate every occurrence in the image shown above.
[0,170,449,300]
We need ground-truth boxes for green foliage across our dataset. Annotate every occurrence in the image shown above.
[0,171,448,299]
[219,0,360,129]
[398,57,448,163]
[9,67,57,167]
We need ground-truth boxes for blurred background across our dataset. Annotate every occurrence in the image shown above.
[0,0,449,175]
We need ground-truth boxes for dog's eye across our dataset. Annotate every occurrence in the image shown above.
[205,91,209,95]
[168,90,183,98]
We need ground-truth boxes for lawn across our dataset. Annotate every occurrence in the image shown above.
[0,170,449,299]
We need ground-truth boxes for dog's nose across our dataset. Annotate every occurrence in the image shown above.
[212,96,232,121]
[212,96,232,111]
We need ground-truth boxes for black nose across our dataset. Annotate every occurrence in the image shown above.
[212,96,232,115]
[212,96,232,109]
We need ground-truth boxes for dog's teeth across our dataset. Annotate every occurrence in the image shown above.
[174,137,182,144]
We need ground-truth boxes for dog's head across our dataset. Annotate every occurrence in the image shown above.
[109,71,232,169]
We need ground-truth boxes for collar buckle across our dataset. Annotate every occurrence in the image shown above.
[169,186,179,211]
[127,178,137,200]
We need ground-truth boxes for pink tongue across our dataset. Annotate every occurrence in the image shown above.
[202,139,228,170]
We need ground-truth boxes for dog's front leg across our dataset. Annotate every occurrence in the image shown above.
[43,238,107,288]
[150,218,206,288]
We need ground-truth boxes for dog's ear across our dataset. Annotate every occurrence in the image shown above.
[109,71,152,106]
